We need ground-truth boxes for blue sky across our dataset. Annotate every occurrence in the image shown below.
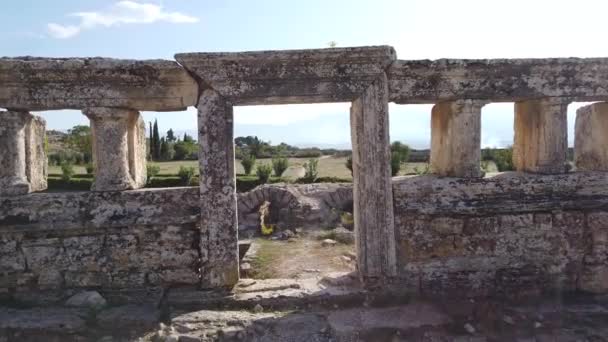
[2,0,607,148]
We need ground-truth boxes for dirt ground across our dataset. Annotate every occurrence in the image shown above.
[244,232,356,279]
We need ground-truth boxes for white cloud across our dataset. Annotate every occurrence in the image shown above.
[47,1,198,39]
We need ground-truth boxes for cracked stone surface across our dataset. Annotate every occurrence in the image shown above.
[0,57,198,111]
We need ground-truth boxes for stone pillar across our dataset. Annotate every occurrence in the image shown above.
[430,100,486,178]
[84,107,137,191]
[25,115,48,192]
[350,74,397,281]
[128,113,147,188]
[514,98,569,174]
[0,111,31,196]
[197,89,239,288]
[574,102,608,171]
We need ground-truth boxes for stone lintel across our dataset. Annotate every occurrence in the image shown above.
[84,107,139,191]
[430,100,486,178]
[350,74,397,280]
[574,102,608,171]
[0,58,198,111]
[389,58,608,104]
[176,46,396,105]
[197,89,239,288]
[514,98,570,174]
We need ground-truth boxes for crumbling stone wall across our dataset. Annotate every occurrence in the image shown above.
[393,172,608,297]
[0,188,200,304]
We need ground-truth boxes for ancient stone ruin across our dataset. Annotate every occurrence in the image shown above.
[1,46,608,339]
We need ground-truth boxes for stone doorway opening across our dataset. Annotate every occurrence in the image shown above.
[232,103,357,281]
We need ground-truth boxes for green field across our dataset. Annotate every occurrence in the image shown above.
[49,157,436,179]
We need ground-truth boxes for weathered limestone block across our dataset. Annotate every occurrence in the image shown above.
[0,58,198,111]
[0,111,47,196]
[574,102,608,171]
[176,46,396,105]
[25,115,47,192]
[128,113,147,188]
[350,74,397,280]
[84,107,144,191]
[514,98,569,174]
[430,100,486,178]
[389,58,608,104]
[197,89,239,288]
[579,212,608,293]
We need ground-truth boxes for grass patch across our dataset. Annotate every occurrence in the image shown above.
[248,239,283,279]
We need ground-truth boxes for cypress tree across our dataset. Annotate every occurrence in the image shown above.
[153,119,161,161]
[148,122,153,160]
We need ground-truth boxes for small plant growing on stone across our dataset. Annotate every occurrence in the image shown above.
[178,166,196,185]
[300,159,319,183]
[61,162,75,181]
[256,163,273,183]
[271,156,289,177]
[85,163,94,175]
[241,153,256,175]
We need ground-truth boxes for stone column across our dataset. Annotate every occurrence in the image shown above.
[0,111,31,196]
[430,100,486,178]
[84,107,136,191]
[25,115,48,192]
[197,89,239,288]
[128,113,147,188]
[514,98,570,174]
[574,102,608,171]
[350,74,397,281]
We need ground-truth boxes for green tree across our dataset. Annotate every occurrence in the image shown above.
[241,154,256,175]
[390,141,411,176]
[152,119,161,161]
[256,163,273,183]
[271,156,289,177]
[65,125,92,164]
[166,129,176,142]
[160,138,174,161]
[301,159,319,183]
[149,122,153,159]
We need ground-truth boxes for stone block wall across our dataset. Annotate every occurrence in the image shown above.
[392,172,608,297]
[0,188,200,304]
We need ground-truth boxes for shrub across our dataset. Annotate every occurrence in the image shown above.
[177,166,196,185]
[60,162,75,181]
[345,155,353,176]
[47,177,92,191]
[146,165,160,180]
[494,147,514,172]
[390,153,402,176]
[300,159,319,183]
[241,154,256,175]
[85,163,94,175]
[271,156,289,177]
[256,163,273,184]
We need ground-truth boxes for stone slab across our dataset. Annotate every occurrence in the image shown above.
[389,58,608,103]
[392,172,608,216]
[176,46,396,105]
[0,57,198,111]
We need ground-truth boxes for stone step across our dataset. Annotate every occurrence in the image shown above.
[166,275,411,312]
